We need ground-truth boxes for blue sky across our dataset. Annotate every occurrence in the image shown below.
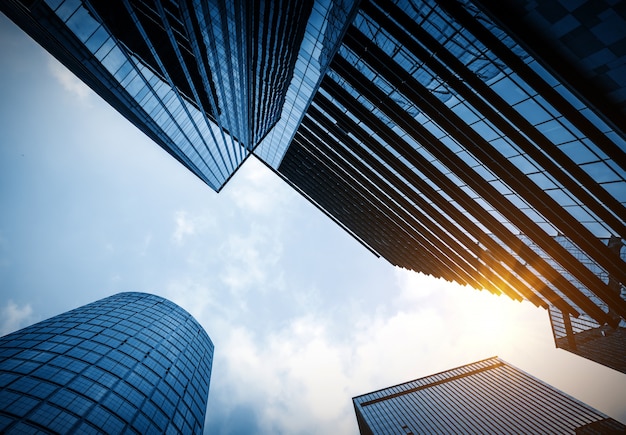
[1,14,625,434]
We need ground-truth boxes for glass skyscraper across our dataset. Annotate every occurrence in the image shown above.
[353,357,626,434]
[1,0,624,371]
[0,292,213,434]
[0,0,358,190]
[274,0,626,372]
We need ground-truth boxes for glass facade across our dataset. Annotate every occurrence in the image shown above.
[253,0,361,167]
[0,292,213,434]
[2,0,625,371]
[1,0,327,191]
[275,0,625,371]
[475,0,626,127]
[353,357,626,434]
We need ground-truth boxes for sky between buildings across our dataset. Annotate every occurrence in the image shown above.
[0,14,625,435]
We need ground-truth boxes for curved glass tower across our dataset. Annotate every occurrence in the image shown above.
[0,292,213,434]
[1,0,624,372]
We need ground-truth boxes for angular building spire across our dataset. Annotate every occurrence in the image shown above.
[1,0,624,373]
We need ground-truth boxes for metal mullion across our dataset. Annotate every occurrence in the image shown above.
[312,92,550,304]
[178,0,240,173]
[370,386,437,434]
[342,31,626,318]
[496,367,596,425]
[494,364,602,431]
[252,1,267,142]
[305,104,530,298]
[345,24,626,304]
[284,141,432,275]
[435,0,626,171]
[301,108,474,267]
[417,380,491,434]
[331,54,608,322]
[295,127,460,281]
[368,0,626,239]
[300,114,486,290]
[398,390,449,434]
[291,132,451,278]
[253,1,273,143]
[361,360,505,407]
[467,365,539,430]
[191,1,244,162]
[466,0,625,139]
[199,0,246,159]
[503,363,604,423]
[321,74,578,314]
[119,0,222,185]
[70,3,216,189]
[370,394,424,434]
[305,112,498,292]
[372,23,616,267]
[281,137,418,269]
[482,368,566,433]
[269,161,382,258]
[459,367,549,434]
[154,1,232,179]
[236,1,250,150]
[435,380,500,434]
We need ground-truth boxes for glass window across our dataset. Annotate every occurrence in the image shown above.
[580,161,621,183]
[513,99,552,125]
[28,402,62,427]
[508,155,537,174]
[84,26,109,53]
[490,75,528,105]
[527,172,557,190]
[536,120,577,145]
[4,395,39,417]
[101,47,127,75]
[558,141,599,164]
[65,6,99,43]
[53,0,81,21]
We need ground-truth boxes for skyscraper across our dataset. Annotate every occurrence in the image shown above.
[352,357,626,434]
[1,0,624,371]
[273,0,626,371]
[0,292,213,434]
[0,0,358,191]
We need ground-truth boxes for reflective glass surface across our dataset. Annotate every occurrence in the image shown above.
[277,0,625,329]
[353,357,623,434]
[0,292,213,434]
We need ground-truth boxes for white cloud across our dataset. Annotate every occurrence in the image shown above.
[218,224,283,295]
[206,269,559,434]
[164,278,218,324]
[135,233,153,257]
[0,300,34,336]
[47,58,92,101]
[229,158,294,216]
[393,267,450,303]
[171,211,216,246]
[172,211,196,244]
[214,318,355,434]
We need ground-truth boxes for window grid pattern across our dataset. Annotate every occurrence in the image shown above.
[27,0,320,191]
[353,357,622,434]
[547,239,626,373]
[255,0,361,167]
[0,293,213,435]
[278,0,625,327]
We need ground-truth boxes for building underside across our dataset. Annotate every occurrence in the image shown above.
[276,0,626,363]
[2,0,625,372]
